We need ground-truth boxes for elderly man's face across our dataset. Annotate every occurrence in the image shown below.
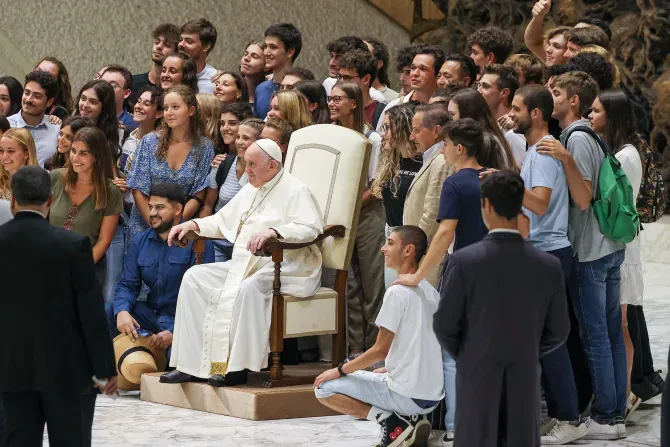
[244,143,279,187]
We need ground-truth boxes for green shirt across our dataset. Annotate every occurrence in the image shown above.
[49,168,123,245]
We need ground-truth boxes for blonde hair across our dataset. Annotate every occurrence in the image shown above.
[0,128,38,194]
[579,45,621,87]
[272,90,312,131]
[196,93,222,143]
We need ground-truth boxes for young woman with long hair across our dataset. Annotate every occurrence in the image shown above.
[202,117,265,261]
[267,90,312,130]
[209,102,255,169]
[589,89,655,415]
[35,56,75,118]
[74,80,123,164]
[48,126,123,290]
[46,116,94,171]
[240,40,267,106]
[329,82,385,356]
[448,89,519,172]
[372,103,421,287]
[196,93,223,152]
[294,80,331,124]
[0,128,38,199]
[160,53,199,93]
[120,85,164,175]
[0,76,24,118]
[125,85,214,242]
[212,71,249,105]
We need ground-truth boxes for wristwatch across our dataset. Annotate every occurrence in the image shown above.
[337,361,347,376]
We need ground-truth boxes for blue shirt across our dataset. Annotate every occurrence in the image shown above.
[8,111,59,167]
[520,135,571,252]
[112,228,214,318]
[254,79,280,118]
[437,167,489,251]
[119,110,138,131]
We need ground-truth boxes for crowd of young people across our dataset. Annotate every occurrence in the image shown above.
[0,3,666,446]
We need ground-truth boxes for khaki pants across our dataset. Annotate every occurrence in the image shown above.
[346,201,386,351]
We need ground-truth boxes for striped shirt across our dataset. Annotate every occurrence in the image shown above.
[208,158,244,213]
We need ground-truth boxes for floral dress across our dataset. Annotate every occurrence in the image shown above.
[126,131,214,242]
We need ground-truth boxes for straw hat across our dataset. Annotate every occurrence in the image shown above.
[113,333,167,391]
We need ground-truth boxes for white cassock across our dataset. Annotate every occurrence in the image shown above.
[170,169,323,377]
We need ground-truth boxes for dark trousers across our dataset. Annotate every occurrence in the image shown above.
[662,346,670,447]
[106,301,174,367]
[628,305,655,384]
[541,247,579,421]
[1,390,96,447]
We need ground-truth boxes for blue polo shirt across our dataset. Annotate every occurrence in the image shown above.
[8,111,59,167]
[112,228,214,318]
[254,79,280,118]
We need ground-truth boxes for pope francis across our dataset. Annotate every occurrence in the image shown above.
[160,139,323,387]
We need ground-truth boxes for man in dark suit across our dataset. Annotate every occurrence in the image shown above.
[0,166,117,447]
[434,171,570,447]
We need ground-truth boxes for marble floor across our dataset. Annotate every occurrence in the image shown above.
[47,261,669,446]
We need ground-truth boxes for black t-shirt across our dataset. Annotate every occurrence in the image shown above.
[437,167,489,251]
[129,72,154,106]
[381,156,423,227]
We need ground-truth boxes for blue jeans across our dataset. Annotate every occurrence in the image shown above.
[315,370,438,416]
[542,246,580,421]
[213,239,233,263]
[442,350,457,431]
[574,249,627,422]
[106,301,175,366]
[103,224,126,303]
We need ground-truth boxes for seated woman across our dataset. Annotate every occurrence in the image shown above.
[125,85,214,243]
[46,116,94,171]
[48,126,123,289]
[0,128,38,200]
[201,117,265,261]
[160,53,199,93]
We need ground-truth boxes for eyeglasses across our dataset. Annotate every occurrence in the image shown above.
[336,74,359,82]
[63,206,79,231]
[327,95,348,104]
[380,124,391,134]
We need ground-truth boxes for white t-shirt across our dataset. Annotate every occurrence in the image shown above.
[197,64,217,94]
[505,128,527,168]
[615,144,643,266]
[322,77,387,103]
[365,128,382,186]
[375,281,444,400]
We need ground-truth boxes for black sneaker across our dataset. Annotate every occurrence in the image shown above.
[631,377,661,402]
[375,413,413,447]
[647,370,666,392]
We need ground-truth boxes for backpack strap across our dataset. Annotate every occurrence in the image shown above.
[564,125,609,206]
[371,102,386,129]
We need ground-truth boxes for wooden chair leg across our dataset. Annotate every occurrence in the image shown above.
[332,269,348,367]
[269,254,284,381]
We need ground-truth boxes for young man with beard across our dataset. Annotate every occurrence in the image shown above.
[106,183,214,356]
[7,70,59,167]
[508,84,587,444]
[130,23,180,104]
[178,19,218,94]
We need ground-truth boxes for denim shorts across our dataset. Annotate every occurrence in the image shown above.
[315,370,437,416]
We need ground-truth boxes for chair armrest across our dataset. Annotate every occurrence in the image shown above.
[261,224,346,257]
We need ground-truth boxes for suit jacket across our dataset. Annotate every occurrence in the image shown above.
[434,231,569,366]
[0,211,116,393]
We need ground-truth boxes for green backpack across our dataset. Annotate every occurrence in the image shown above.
[565,126,639,244]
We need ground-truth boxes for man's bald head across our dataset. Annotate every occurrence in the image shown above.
[244,143,282,188]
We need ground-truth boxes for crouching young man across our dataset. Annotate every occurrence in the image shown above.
[314,225,443,447]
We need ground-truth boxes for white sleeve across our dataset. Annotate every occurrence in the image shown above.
[367,131,382,184]
[375,286,408,334]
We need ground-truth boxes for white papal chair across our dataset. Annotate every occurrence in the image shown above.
[192,124,371,387]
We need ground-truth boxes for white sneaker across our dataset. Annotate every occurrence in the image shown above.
[616,416,626,439]
[540,416,557,436]
[583,417,619,440]
[540,420,588,445]
[442,430,454,445]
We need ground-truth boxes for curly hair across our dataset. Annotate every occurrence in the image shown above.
[466,26,514,64]
[156,85,204,160]
[372,103,417,199]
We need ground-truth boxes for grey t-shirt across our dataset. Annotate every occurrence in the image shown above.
[562,119,624,262]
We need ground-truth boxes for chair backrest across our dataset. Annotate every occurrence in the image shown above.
[285,124,371,270]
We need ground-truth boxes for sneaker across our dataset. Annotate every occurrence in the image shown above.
[625,393,642,422]
[540,417,557,436]
[540,419,587,445]
[374,413,413,447]
[583,417,618,441]
[404,415,431,446]
[616,416,626,439]
[648,370,666,392]
[631,377,661,402]
[442,430,454,444]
